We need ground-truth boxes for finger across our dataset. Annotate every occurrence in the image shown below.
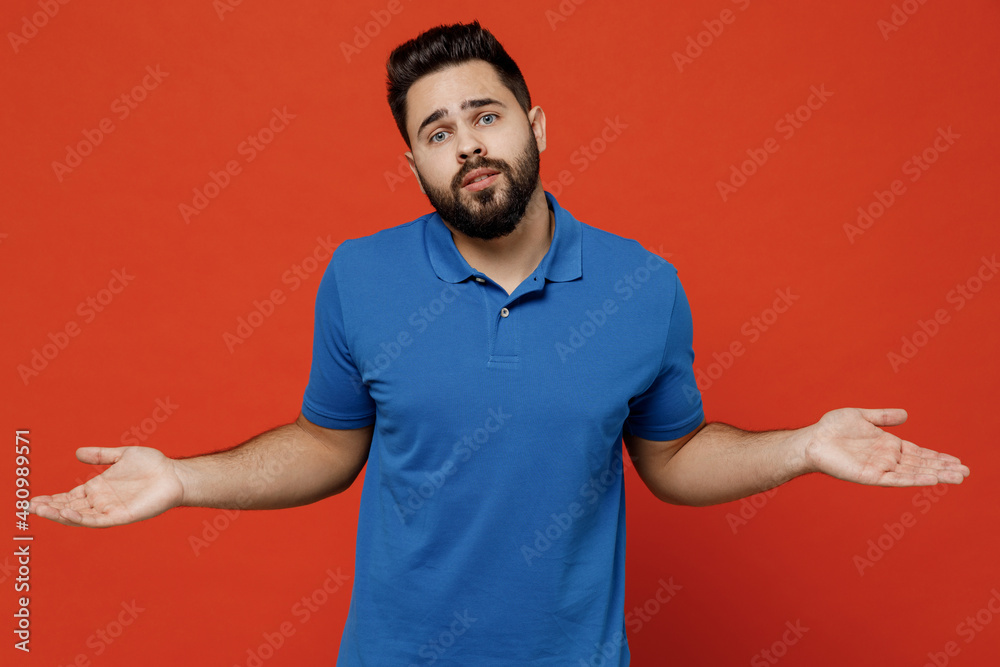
[28,500,48,516]
[877,471,939,486]
[61,506,124,528]
[30,502,59,521]
[41,501,118,528]
[858,408,908,427]
[34,488,95,513]
[901,440,963,463]
[925,461,969,477]
[32,502,85,527]
[891,463,966,481]
[921,462,970,479]
[58,506,85,524]
[76,447,126,466]
[933,469,967,484]
[31,487,85,509]
[899,453,971,475]
[900,443,970,476]
[34,496,80,513]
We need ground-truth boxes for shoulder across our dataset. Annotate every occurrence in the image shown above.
[579,221,678,275]
[333,216,429,265]
[577,222,680,310]
[323,214,436,288]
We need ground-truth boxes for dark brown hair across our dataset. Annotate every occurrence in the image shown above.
[386,20,532,148]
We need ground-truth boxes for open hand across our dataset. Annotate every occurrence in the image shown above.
[29,446,185,528]
[803,408,970,486]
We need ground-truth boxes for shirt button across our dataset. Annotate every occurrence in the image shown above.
[474,277,485,283]
[500,307,509,318]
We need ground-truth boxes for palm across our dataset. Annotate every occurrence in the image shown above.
[30,446,185,528]
[804,408,969,486]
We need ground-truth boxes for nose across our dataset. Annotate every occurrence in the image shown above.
[456,126,486,162]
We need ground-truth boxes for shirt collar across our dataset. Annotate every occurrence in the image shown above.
[425,190,582,285]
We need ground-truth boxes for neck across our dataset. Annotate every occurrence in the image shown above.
[442,183,553,281]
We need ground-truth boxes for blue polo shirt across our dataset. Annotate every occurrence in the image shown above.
[301,190,704,666]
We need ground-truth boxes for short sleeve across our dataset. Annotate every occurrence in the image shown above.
[301,249,377,429]
[623,271,705,441]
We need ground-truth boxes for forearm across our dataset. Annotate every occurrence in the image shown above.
[173,422,354,510]
[658,422,814,507]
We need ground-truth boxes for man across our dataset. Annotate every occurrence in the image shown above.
[30,20,969,666]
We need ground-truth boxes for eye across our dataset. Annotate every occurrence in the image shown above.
[429,130,449,144]
[479,113,497,126]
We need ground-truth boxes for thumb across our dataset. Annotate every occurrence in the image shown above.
[857,407,908,427]
[76,446,127,466]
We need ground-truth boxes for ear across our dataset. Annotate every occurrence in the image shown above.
[405,151,425,194]
[528,106,547,154]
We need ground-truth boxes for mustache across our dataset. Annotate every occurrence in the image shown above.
[453,158,509,188]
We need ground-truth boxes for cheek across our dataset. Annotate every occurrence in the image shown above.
[418,157,456,189]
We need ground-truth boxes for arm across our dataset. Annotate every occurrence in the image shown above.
[625,407,970,507]
[175,413,374,510]
[29,412,374,527]
[625,418,805,506]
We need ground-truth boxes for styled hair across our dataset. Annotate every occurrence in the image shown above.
[386,20,532,148]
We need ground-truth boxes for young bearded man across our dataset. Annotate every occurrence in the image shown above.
[30,20,969,666]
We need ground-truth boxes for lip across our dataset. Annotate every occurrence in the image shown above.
[463,173,500,192]
[461,167,501,189]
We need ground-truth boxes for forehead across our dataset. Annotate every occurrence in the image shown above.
[406,60,514,137]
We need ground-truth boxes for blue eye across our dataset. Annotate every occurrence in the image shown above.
[428,114,497,144]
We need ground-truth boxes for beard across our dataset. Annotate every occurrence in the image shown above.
[415,132,540,241]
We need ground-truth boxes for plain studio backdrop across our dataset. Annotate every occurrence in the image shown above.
[2,1,998,665]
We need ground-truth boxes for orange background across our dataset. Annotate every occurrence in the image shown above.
[3,1,999,665]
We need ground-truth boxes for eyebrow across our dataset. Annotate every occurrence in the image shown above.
[416,98,506,140]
